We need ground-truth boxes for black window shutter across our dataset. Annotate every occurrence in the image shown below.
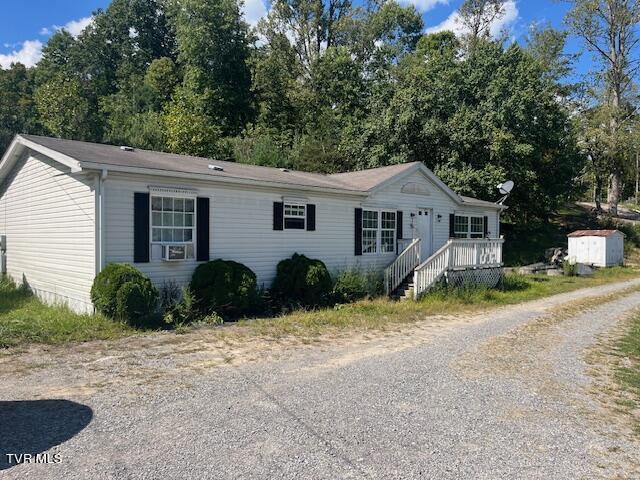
[355,208,363,256]
[307,204,316,231]
[449,213,455,238]
[396,211,403,253]
[196,197,210,262]
[133,192,150,263]
[273,202,284,231]
[484,216,489,237]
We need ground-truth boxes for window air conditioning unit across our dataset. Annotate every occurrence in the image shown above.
[162,244,187,261]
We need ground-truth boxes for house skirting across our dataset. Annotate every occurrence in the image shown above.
[444,267,503,289]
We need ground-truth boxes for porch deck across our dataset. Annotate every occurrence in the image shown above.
[384,237,504,299]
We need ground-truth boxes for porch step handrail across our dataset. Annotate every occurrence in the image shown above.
[413,237,504,299]
[412,240,451,299]
[384,238,421,295]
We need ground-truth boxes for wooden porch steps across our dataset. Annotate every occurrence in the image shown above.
[391,280,414,301]
[385,237,505,301]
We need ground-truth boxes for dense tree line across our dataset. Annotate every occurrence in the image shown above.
[0,0,596,220]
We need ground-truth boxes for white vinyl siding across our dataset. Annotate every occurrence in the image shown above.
[367,171,500,258]
[102,170,500,290]
[0,153,95,312]
[103,173,396,288]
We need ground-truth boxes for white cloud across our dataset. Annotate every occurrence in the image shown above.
[0,40,43,68]
[425,0,519,38]
[55,16,94,38]
[39,27,52,36]
[400,0,449,13]
[242,0,268,27]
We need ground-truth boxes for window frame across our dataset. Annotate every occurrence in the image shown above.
[283,202,306,230]
[380,210,397,254]
[149,193,197,261]
[362,208,397,255]
[453,215,485,239]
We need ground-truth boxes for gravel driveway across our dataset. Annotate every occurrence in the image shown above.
[2,279,640,479]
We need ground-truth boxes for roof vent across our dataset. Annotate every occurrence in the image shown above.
[279,168,290,172]
[120,145,134,152]
[208,164,224,172]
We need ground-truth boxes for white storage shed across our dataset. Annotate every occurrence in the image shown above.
[567,230,625,267]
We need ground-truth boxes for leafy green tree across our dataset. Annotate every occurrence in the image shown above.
[0,64,40,151]
[351,36,582,220]
[35,75,95,140]
[170,0,253,138]
[163,81,225,158]
[459,0,508,40]
[565,0,640,216]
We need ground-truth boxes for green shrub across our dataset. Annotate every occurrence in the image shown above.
[563,261,578,277]
[163,286,200,327]
[333,268,383,303]
[271,253,333,307]
[115,281,159,326]
[91,263,159,325]
[190,259,259,318]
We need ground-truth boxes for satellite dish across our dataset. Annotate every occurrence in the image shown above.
[497,180,514,195]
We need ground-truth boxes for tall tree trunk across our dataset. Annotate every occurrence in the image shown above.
[594,172,603,212]
[608,171,621,217]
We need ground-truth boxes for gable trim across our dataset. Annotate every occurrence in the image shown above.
[368,163,462,205]
[0,135,82,185]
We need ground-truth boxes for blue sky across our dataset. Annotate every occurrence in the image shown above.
[0,0,591,77]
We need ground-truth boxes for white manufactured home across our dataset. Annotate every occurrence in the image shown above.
[0,135,504,312]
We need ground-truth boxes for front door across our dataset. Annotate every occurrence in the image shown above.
[415,209,432,261]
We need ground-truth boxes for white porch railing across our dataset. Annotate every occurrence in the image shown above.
[413,237,504,299]
[384,238,421,295]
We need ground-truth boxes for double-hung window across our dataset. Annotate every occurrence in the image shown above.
[284,203,306,229]
[470,217,484,238]
[362,210,379,254]
[454,215,484,239]
[362,209,396,254]
[151,195,195,260]
[380,211,397,253]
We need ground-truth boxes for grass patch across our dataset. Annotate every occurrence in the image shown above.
[235,267,640,339]
[0,277,134,348]
[2,267,639,349]
[614,313,640,404]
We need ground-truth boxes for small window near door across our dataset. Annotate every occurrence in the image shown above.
[380,211,396,253]
[454,215,485,239]
[470,217,484,238]
[284,203,306,229]
[454,215,469,238]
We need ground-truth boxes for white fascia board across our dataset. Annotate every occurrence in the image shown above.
[368,163,463,205]
[18,135,82,172]
[0,135,82,185]
[80,162,368,198]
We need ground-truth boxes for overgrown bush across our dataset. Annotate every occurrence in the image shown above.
[563,261,578,277]
[190,259,259,318]
[332,268,383,303]
[91,263,159,326]
[163,286,199,327]
[271,253,333,307]
[159,280,182,312]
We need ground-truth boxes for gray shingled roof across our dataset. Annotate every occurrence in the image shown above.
[21,135,358,192]
[328,162,420,190]
[17,135,500,208]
